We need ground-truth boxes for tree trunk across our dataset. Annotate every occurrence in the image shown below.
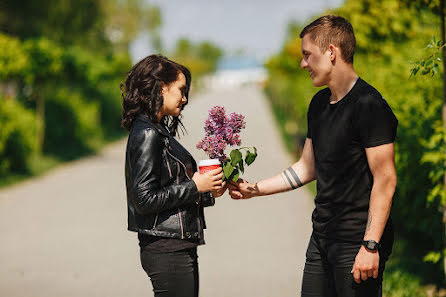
[36,92,45,152]
[441,0,446,279]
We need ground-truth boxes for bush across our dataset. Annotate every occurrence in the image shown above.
[0,97,41,176]
[383,269,427,297]
[43,88,102,159]
[0,34,29,80]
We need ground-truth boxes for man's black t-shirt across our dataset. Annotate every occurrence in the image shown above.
[307,77,398,245]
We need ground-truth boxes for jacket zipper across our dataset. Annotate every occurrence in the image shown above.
[176,162,185,238]
[153,214,158,228]
[154,149,171,232]
[165,147,187,239]
[166,149,191,180]
[164,149,173,178]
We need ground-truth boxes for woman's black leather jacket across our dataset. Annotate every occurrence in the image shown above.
[125,115,215,240]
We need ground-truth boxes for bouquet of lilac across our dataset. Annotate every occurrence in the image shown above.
[196,106,257,182]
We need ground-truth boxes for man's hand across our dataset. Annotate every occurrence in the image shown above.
[351,246,380,283]
[228,179,259,199]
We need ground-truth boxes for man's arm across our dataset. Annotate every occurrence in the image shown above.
[351,142,397,283]
[229,138,316,199]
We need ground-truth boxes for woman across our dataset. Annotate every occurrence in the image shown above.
[121,55,226,297]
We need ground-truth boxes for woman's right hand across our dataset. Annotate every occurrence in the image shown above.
[192,167,223,193]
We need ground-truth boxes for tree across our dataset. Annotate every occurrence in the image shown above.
[0,0,163,54]
[100,0,163,53]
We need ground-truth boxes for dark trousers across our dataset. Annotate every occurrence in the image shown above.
[301,233,391,297]
[140,248,199,297]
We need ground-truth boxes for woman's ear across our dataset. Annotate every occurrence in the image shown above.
[161,84,166,94]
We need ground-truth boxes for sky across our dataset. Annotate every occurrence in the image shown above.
[130,0,344,63]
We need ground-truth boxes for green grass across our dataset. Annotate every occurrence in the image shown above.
[0,154,60,188]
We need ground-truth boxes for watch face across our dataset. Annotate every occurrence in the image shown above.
[363,240,379,250]
[368,241,378,250]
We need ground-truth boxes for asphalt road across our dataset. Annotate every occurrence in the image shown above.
[0,85,315,297]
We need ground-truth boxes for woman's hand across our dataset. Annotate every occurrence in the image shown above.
[211,181,227,198]
[192,167,224,193]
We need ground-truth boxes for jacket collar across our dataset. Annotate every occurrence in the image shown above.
[136,114,171,137]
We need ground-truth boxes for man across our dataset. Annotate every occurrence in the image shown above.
[229,15,398,297]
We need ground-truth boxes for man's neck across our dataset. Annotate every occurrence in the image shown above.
[327,66,358,104]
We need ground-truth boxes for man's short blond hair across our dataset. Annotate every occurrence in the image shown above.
[300,15,356,64]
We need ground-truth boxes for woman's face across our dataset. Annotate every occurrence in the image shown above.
[160,72,188,119]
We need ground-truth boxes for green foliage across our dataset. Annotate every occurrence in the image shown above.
[171,38,224,80]
[0,0,105,49]
[410,36,443,77]
[0,24,131,178]
[222,147,257,182]
[43,88,102,158]
[0,98,41,177]
[60,46,131,138]
[0,0,162,55]
[23,38,63,83]
[264,31,320,155]
[0,34,28,80]
[421,122,446,208]
[383,269,428,297]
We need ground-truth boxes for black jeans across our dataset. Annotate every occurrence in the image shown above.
[140,248,199,297]
[301,233,392,297]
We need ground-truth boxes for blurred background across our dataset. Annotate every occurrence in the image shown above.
[0,0,445,296]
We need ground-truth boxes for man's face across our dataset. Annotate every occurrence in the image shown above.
[300,34,332,87]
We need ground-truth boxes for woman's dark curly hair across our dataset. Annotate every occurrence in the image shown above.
[121,54,191,135]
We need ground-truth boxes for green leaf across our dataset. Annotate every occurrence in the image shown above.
[410,66,419,77]
[423,251,442,264]
[245,148,257,165]
[230,149,242,166]
[223,162,234,179]
[421,68,430,75]
[231,171,240,182]
[239,158,244,174]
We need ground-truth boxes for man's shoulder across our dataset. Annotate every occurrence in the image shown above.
[354,78,384,105]
[309,87,330,111]
[312,87,331,100]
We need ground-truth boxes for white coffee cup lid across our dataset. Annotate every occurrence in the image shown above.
[198,159,220,167]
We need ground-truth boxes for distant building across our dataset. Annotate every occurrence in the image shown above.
[203,56,267,90]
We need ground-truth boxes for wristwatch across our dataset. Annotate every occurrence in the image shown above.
[362,240,380,251]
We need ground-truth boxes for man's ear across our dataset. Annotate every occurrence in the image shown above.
[328,44,336,62]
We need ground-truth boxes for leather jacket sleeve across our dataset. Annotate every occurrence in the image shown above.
[200,192,215,207]
[128,128,200,215]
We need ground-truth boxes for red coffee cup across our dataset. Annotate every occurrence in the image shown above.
[198,159,221,174]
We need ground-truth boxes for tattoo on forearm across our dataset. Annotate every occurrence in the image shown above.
[366,209,372,233]
[282,171,297,189]
[281,167,303,190]
[287,167,303,187]
[281,173,289,188]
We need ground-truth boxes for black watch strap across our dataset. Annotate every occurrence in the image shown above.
[362,240,380,251]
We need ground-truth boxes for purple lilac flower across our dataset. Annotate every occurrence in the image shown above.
[196,134,227,162]
[197,106,247,161]
[226,112,246,134]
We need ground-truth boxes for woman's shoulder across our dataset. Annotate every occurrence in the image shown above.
[128,121,163,152]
